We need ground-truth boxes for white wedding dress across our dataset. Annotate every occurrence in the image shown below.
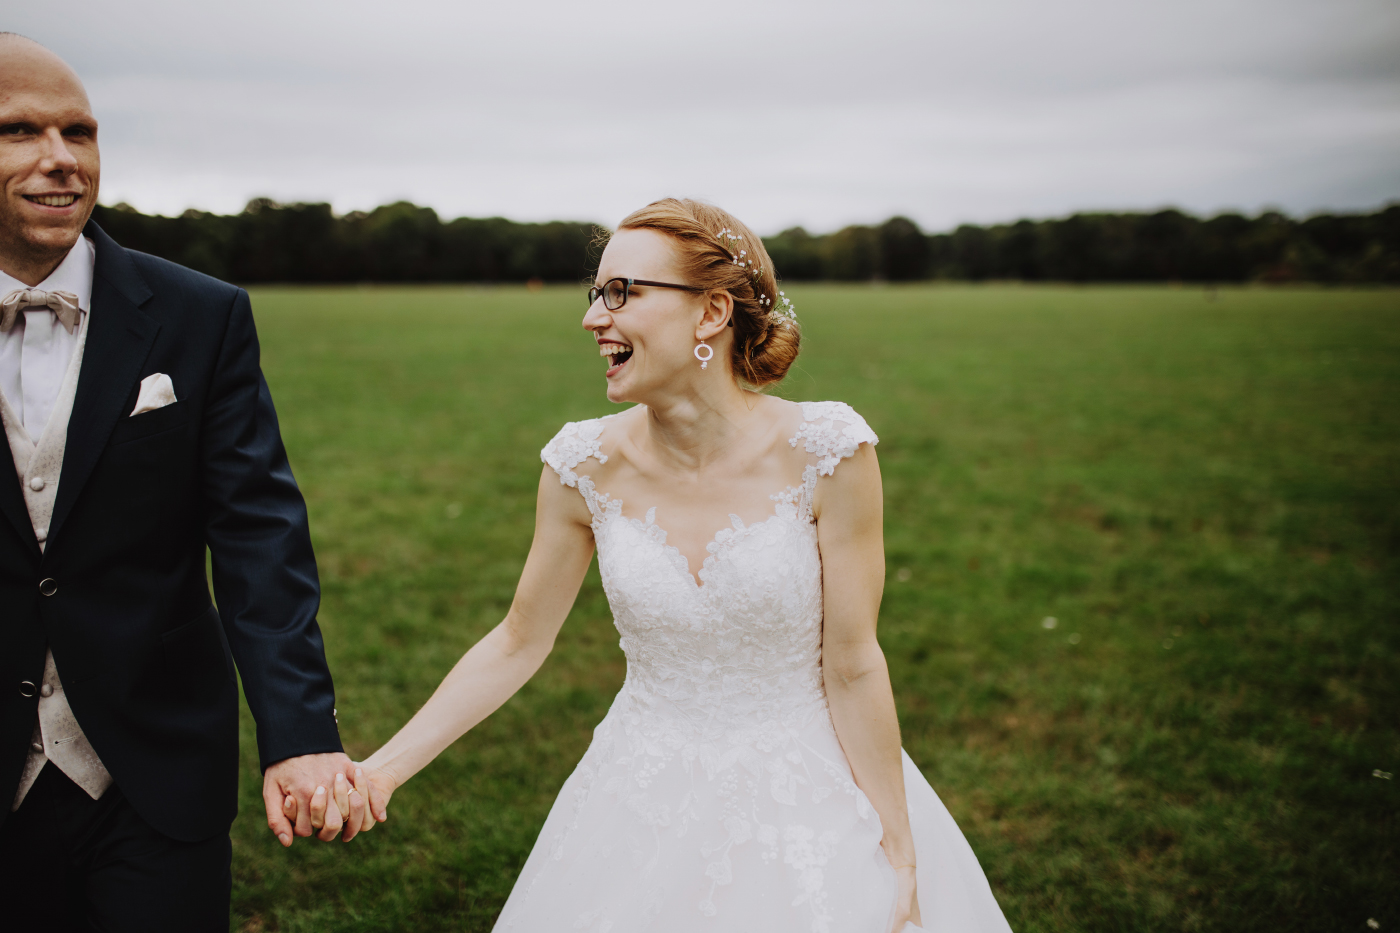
[494,402,1012,933]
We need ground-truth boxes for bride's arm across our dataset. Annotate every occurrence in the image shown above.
[355,465,596,822]
[814,444,921,930]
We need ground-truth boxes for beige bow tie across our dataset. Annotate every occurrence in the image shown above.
[0,288,83,335]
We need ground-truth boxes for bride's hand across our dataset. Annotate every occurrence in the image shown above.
[350,763,397,832]
[889,865,922,932]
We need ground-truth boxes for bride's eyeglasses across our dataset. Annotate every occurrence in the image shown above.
[588,277,701,311]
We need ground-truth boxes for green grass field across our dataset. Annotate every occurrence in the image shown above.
[228,284,1399,933]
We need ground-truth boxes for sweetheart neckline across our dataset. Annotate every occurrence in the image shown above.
[553,401,878,591]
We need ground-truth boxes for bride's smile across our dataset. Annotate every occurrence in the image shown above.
[597,339,632,376]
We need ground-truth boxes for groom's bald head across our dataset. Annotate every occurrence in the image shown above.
[0,33,100,285]
[0,33,84,93]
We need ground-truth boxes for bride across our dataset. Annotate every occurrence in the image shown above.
[337,199,1013,932]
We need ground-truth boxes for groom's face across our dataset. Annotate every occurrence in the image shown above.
[0,40,100,281]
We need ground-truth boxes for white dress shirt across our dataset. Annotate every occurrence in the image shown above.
[0,236,95,438]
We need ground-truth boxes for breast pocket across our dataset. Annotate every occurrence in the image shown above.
[107,399,193,447]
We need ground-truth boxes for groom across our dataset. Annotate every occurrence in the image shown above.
[0,34,367,930]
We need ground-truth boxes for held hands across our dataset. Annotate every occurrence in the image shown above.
[263,752,386,845]
[355,764,397,830]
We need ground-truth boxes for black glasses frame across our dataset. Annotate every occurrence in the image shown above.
[588,277,702,310]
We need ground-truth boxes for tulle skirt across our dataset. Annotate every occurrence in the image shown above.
[492,700,1012,933]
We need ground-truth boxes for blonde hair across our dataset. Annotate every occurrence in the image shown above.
[617,198,799,388]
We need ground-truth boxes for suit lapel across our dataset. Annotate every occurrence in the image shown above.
[47,223,158,549]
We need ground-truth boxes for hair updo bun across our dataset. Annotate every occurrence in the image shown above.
[616,198,799,388]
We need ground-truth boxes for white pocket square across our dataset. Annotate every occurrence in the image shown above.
[130,373,177,417]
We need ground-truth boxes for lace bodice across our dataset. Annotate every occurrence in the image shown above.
[542,401,878,748]
[501,401,1008,933]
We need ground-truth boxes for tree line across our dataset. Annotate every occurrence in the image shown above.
[91,199,1400,285]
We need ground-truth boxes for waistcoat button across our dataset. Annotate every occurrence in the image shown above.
[19,681,36,697]
[40,683,53,698]
[28,476,45,492]
[30,741,44,753]
[39,578,57,596]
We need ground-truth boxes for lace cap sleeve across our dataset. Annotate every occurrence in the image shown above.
[541,418,609,488]
[790,401,879,476]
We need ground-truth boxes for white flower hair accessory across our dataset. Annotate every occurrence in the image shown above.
[719,228,762,276]
[718,228,797,328]
[762,291,798,327]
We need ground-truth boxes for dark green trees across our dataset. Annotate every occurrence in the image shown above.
[92,200,1399,284]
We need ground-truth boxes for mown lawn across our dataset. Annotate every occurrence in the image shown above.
[228,284,1399,932]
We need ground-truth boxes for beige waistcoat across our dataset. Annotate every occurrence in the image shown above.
[3,313,114,810]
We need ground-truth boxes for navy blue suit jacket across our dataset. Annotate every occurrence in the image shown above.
[0,222,341,842]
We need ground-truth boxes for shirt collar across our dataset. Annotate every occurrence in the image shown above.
[0,235,96,313]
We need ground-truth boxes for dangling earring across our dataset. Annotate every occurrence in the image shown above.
[694,341,714,370]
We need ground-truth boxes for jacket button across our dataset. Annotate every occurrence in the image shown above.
[39,578,57,596]
[28,476,45,492]
[19,681,36,697]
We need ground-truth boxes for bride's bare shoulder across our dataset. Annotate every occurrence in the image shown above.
[751,393,803,432]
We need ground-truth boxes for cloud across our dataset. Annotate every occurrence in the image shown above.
[10,0,1399,231]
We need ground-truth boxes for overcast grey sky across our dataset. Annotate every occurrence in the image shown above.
[9,0,1400,233]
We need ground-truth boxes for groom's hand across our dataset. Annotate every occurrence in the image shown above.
[263,752,367,845]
